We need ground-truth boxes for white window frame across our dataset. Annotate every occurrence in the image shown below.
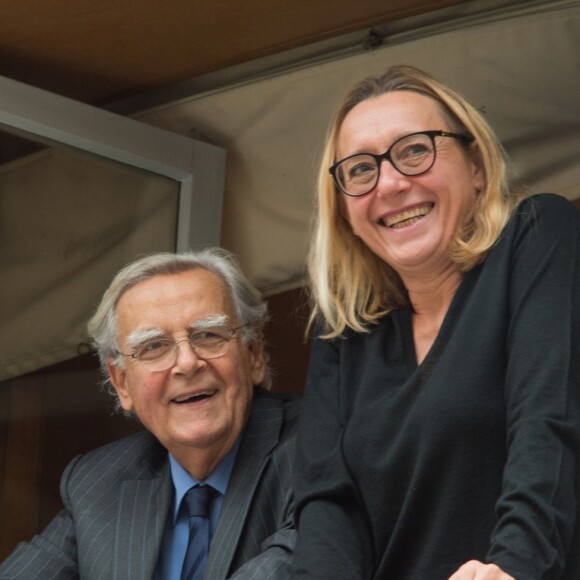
[0,75,226,251]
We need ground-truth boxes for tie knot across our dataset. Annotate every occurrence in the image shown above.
[184,485,215,518]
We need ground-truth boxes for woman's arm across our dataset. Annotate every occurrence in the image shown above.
[484,195,580,578]
[291,334,374,579]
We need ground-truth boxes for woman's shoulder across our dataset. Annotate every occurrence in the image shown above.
[504,193,578,239]
[513,192,578,223]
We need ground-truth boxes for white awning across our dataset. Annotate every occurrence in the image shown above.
[2,0,579,380]
[136,0,580,293]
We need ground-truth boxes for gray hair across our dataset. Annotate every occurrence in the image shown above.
[87,248,271,404]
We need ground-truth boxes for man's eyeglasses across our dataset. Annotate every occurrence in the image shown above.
[116,323,248,372]
[329,130,474,197]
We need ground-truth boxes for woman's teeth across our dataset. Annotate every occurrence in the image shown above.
[382,204,434,229]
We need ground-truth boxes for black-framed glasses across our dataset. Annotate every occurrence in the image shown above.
[116,323,248,372]
[329,130,474,197]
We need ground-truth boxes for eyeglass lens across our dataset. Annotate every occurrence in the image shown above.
[335,132,436,196]
[138,328,234,371]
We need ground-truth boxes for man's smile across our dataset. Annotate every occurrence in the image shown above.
[172,389,218,404]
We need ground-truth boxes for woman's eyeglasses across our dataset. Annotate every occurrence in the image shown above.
[329,130,473,197]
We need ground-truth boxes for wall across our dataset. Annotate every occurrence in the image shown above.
[0,355,141,559]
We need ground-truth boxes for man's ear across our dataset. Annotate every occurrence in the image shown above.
[248,333,266,386]
[106,360,135,413]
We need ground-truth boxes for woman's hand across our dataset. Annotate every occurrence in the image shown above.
[448,560,515,579]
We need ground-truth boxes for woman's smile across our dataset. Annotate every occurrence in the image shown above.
[378,202,435,229]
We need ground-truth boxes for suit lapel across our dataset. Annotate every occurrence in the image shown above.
[112,443,172,579]
[206,393,283,578]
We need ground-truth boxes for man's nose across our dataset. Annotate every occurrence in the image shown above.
[172,339,203,373]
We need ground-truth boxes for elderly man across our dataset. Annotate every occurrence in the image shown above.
[0,248,300,579]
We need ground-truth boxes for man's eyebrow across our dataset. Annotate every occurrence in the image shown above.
[123,316,231,348]
[190,314,230,330]
[125,328,165,349]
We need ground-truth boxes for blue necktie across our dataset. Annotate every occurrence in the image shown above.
[181,485,215,580]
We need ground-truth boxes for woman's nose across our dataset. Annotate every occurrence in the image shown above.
[375,158,411,197]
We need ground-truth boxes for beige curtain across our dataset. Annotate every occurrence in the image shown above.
[3,0,580,380]
[0,147,178,380]
[138,0,580,294]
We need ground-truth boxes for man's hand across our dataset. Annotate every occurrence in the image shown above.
[448,560,515,579]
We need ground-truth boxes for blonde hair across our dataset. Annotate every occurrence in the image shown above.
[309,65,526,337]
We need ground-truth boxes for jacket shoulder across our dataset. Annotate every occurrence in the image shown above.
[64,430,166,492]
[253,387,301,425]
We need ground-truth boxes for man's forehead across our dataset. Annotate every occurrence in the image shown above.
[115,269,236,328]
[119,269,230,302]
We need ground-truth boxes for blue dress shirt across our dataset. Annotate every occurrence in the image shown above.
[154,438,241,579]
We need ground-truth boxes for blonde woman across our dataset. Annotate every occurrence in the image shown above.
[291,65,580,579]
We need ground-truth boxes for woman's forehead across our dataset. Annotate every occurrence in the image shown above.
[336,91,445,154]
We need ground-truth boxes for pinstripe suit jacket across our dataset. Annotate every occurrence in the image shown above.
[0,388,300,580]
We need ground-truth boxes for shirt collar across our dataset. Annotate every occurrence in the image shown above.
[168,436,241,525]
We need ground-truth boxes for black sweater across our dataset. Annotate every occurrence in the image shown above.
[293,194,580,579]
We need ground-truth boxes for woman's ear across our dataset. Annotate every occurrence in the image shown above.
[339,194,360,238]
[339,196,350,222]
[468,142,486,193]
